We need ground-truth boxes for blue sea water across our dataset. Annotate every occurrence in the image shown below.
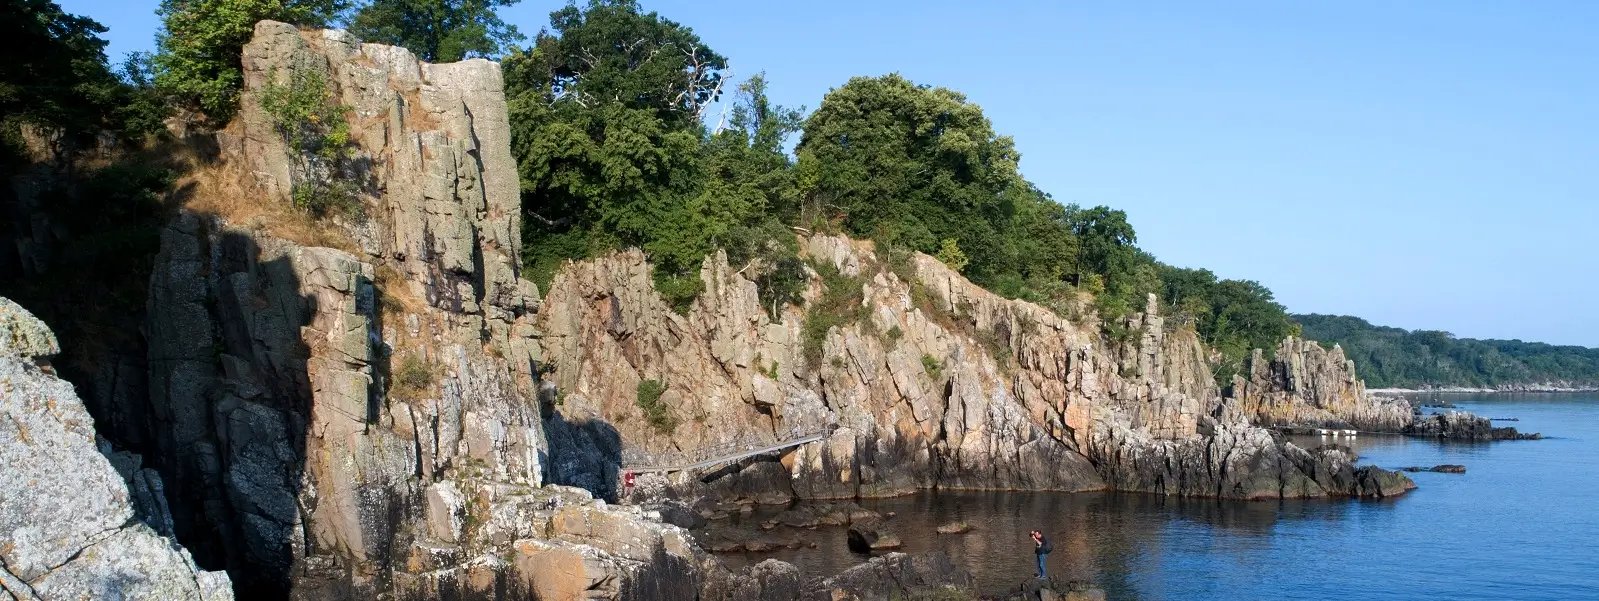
[717,394,1599,600]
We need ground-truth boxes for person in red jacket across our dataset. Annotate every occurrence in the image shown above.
[1030,530,1052,578]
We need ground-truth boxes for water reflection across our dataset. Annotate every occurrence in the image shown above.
[711,489,1399,596]
[709,395,1599,600]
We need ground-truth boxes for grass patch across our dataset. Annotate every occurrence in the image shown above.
[652,271,703,316]
[921,354,943,380]
[801,259,869,368]
[390,353,437,400]
[636,379,676,433]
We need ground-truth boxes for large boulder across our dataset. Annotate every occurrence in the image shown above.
[0,297,232,600]
[846,518,902,551]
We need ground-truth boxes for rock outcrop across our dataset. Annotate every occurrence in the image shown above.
[1229,337,1414,432]
[801,551,973,601]
[0,298,234,601]
[1405,411,1541,440]
[539,235,1413,501]
[72,21,716,601]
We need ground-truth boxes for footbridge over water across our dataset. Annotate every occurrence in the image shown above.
[620,425,835,474]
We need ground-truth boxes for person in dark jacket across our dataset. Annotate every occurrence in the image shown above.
[1030,530,1052,578]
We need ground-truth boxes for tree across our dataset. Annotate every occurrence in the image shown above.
[348,0,524,63]
[797,73,1021,284]
[1065,204,1137,284]
[504,0,731,304]
[1,0,158,138]
[154,0,347,123]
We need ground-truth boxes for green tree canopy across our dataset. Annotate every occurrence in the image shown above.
[1296,314,1599,389]
[796,73,1021,284]
[347,0,524,63]
[505,0,737,303]
[154,0,347,123]
[2,0,167,140]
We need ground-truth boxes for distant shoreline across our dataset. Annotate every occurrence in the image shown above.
[1370,386,1599,395]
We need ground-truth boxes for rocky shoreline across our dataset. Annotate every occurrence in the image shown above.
[0,21,1547,601]
[1371,385,1599,394]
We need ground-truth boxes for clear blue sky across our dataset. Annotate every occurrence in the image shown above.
[62,0,1599,346]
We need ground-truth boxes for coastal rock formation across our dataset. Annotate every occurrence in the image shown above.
[1229,337,1414,432]
[67,21,723,601]
[1,20,1445,600]
[539,235,1413,501]
[0,298,234,601]
[1405,412,1541,440]
[801,551,973,601]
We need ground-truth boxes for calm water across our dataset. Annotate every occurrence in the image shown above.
[713,394,1599,600]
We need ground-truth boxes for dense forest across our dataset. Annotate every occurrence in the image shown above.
[5,0,1303,386]
[1296,314,1599,389]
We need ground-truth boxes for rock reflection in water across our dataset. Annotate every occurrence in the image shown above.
[709,490,1387,597]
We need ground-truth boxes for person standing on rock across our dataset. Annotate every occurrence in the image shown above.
[1030,530,1052,578]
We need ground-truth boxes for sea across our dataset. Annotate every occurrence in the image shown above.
[715,393,1599,600]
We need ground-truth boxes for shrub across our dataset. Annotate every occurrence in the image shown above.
[154,0,345,122]
[653,271,703,316]
[801,260,868,367]
[635,379,676,433]
[934,238,969,272]
[391,353,436,400]
[921,354,943,380]
[257,67,361,219]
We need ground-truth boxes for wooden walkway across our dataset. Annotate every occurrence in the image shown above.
[621,425,832,474]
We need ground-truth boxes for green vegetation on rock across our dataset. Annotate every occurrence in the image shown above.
[635,378,675,433]
[153,0,347,122]
[257,67,362,218]
[1295,314,1599,389]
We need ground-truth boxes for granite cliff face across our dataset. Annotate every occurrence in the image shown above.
[0,298,234,601]
[1230,337,1415,432]
[75,21,733,601]
[539,235,1414,503]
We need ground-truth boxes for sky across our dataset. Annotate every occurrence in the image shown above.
[60,0,1599,347]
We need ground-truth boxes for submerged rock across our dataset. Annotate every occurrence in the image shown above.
[936,521,972,534]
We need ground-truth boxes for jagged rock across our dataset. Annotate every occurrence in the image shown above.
[1405,411,1540,440]
[0,297,232,601]
[645,499,708,530]
[540,235,1413,504]
[698,460,797,506]
[0,297,58,360]
[1004,578,1108,601]
[724,560,803,601]
[802,551,973,601]
[1230,338,1414,432]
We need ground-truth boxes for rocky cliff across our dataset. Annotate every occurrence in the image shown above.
[0,298,234,601]
[70,21,741,601]
[1230,337,1415,432]
[539,235,1413,502]
[2,19,1442,601]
